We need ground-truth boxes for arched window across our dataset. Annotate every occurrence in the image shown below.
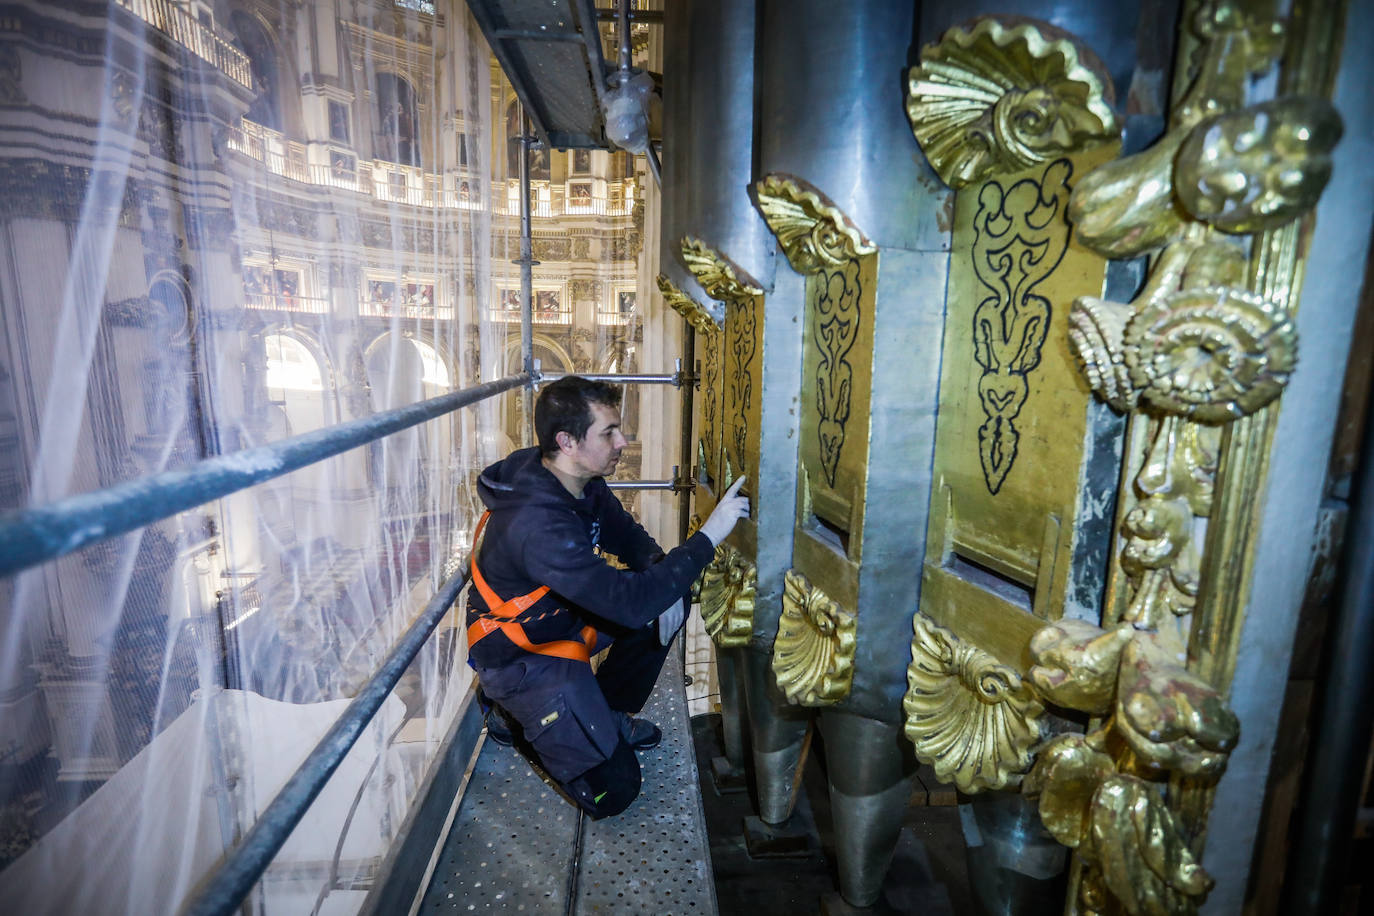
[409,338,450,388]
[376,72,421,166]
[229,12,281,130]
[264,334,323,391]
[505,100,549,180]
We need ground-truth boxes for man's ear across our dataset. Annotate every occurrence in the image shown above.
[556,430,575,454]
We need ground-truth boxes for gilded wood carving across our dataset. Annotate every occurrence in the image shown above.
[1015,3,1343,914]
[680,238,764,494]
[657,272,724,500]
[903,15,1118,790]
[905,17,1118,189]
[773,569,856,706]
[904,613,1044,792]
[970,158,1073,493]
[698,543,755,649]
[755,174,876,616]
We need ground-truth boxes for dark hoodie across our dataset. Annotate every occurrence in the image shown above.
[465,447,715,668]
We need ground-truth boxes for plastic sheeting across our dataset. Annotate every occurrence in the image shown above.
[0,1,671,912]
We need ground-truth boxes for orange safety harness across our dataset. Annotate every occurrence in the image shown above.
[466,510,597,663]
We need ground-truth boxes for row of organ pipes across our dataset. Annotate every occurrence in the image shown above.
[654,0,1351,910]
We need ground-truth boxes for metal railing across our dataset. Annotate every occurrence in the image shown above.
[222,121,639,217]
[115,0,254,90]
[0,375,528,578]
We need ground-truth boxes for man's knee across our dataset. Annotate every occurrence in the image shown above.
[566,740,640,818]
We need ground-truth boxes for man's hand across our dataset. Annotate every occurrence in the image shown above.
[700,476,750,546]
[656,597,685,646]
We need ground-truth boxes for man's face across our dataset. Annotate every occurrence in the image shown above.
[564,401,627,479]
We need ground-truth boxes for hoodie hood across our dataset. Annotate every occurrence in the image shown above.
[477,446,605,514]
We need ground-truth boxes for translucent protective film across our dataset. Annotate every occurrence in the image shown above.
[0,1,678,912]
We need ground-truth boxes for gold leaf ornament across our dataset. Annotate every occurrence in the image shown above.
[1175,96,1343,234]
[680,236,764,303]
[906,17,1118,189]
[904,614,1044,792]
[698,544,755,649]
[772,569,855,706]
[1124,286,1297,423]
[656,273,720,336]
[753,174,876,274]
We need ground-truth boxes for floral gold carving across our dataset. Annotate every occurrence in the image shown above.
[1020,5,1340,914]
[905,17,1118,189]
[903,613,1044,793]
[698,543,755,649]
[752,174,876,274]
[772,569,855,706]
[680,236,763,303]
[656,273,719,335]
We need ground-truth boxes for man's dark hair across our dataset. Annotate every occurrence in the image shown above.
[535,376,622,457]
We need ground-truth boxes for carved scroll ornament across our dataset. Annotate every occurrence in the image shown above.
[905,16,1118,189]
[656,273,720,336]
[680,236,764,303]
[698,543,756,649]
[752,174,876,275]
[772,569,855,706]
[1020,4,1342,915]
[903,614,1044,793]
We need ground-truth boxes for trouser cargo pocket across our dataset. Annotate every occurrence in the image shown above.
[522,691,616,783]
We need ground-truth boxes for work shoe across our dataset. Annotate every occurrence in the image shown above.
[619,713,662,750]
[484,708,516,746]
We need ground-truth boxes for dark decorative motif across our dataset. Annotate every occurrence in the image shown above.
[533,237,571,261]
[970,158,1072,494]
[137,100,183,163]
[703,334,720,474]
[814,260,862,487]
[728,298,756,472]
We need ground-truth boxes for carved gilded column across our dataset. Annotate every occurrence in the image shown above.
[753,175,876,708]
[1009,4,1341,915]
[902,15,1121,797]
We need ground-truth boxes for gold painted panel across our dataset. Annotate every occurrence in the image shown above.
[791,251,878,612]
[722,292,764,543]
[921,145,1116,663]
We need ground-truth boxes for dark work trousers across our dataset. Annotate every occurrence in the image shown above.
[474,620,672,818]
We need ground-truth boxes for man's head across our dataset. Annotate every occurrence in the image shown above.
[535,376,626,480]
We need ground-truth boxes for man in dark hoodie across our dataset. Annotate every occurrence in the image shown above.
[466,375,749,818]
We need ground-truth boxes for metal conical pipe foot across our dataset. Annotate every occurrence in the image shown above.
[818,710,917,908]
[741,647,813,824]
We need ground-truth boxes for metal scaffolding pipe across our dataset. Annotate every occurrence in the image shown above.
[536,371,683,387]
[0,374,530,578]
[519,108,537,448]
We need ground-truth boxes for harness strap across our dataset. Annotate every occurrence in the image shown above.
[467,510,597,663]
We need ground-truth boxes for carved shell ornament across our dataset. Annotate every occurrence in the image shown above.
[752,174,876,275]
[772,569,855,706]
[698,544,755,649]
[904,614,1044,793]
[906,17,1118,189]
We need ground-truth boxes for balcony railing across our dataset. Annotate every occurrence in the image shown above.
[596,308,634,326]
[486,307,573,325]
[244,293,329,314]
[224,121,638,217]
[115,0,254,90]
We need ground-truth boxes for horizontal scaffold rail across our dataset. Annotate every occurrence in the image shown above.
[184,564,474,916]
[0,373,530,578]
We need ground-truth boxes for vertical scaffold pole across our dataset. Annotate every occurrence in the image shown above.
[518,108,537,447]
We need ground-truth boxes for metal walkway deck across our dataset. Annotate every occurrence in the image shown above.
[419,648,717,914]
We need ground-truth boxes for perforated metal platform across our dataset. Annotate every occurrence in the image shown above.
[419,648,717,914]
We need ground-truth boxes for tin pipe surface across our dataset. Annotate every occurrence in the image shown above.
[0,374,529,578]
[180,566,473,916]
